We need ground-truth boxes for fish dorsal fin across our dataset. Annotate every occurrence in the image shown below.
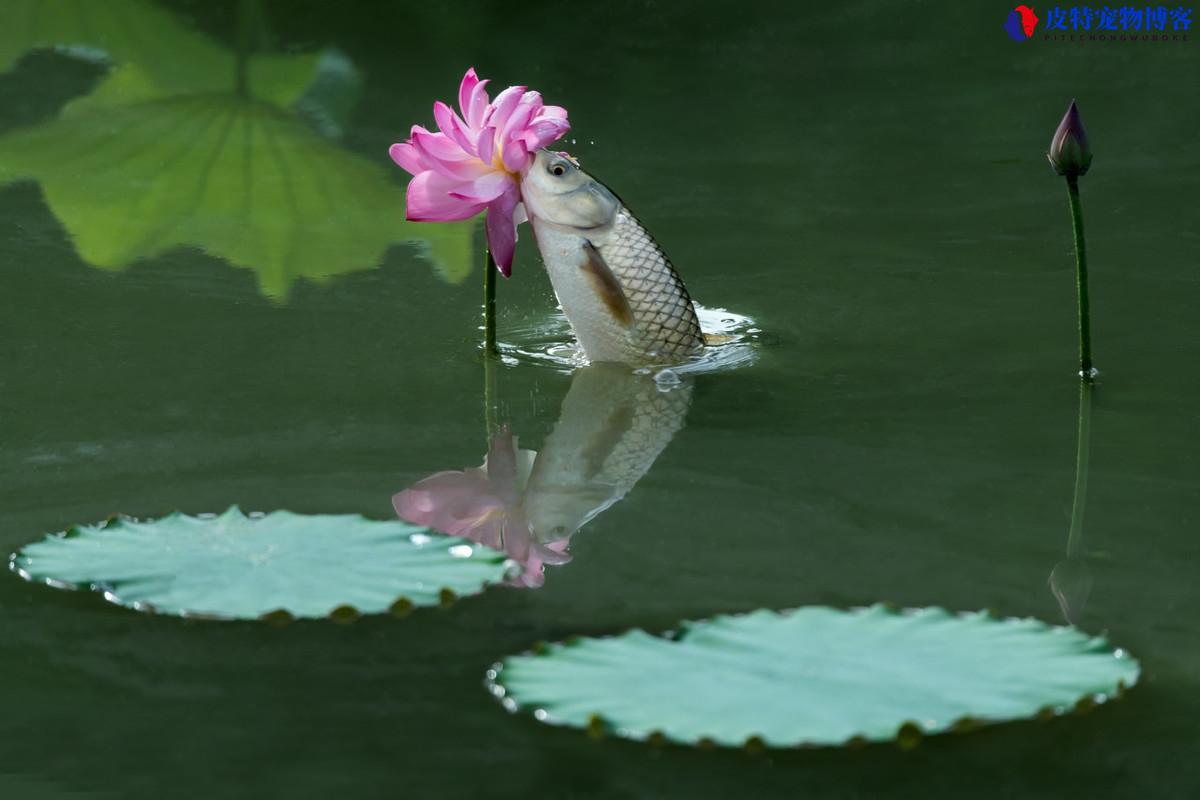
[581,242,634,326]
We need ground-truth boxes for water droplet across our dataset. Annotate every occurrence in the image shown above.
[409,533,432,546]
[534,709,549,721]
[448,544,474,558]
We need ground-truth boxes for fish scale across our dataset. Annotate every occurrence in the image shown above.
[529,211,705,364]
[523,150,706,365]
[596,209,704,362]
[525,364,693,542]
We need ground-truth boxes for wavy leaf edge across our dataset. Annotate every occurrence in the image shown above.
[485,603,1140,751]
[10,506,513,623]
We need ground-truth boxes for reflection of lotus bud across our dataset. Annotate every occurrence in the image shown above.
[1049,559,1092,625]
[1047,100,1093,178]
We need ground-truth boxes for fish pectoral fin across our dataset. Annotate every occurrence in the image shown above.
[581,242,634,327]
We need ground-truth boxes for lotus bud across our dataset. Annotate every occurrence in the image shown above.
[1047,100,1093,178]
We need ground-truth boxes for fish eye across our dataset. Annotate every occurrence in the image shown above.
[548,161,568,177]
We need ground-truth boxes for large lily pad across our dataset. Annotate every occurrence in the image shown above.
[0,94,473,299]
[0,0,475,298]
[488,604,1139,748]
[10,507,511,621]
[0,0,320,111]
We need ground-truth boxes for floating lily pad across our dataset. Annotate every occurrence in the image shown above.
[488,604,1139,748]
[10,508,511,621]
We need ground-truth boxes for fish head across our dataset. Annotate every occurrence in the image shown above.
[525,484,615,544]
[520,149,618,230]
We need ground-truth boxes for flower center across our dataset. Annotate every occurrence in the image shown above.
[490,151,517,179]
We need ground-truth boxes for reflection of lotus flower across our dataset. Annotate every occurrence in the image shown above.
[392,365,693,590]
[389,68,569,276]
[392,426,571,588]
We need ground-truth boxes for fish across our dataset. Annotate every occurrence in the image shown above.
[519,149,705,365]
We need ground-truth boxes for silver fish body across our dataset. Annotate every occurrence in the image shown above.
[520,150,704,365]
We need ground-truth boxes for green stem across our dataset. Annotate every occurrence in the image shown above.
[483,250,498,356]
[1066,176,1093,378]
[1066,378,1092,558]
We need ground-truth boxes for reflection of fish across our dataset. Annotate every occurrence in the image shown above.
[520,150,704,365]
[523,364,692,542]
[392,364,691,587]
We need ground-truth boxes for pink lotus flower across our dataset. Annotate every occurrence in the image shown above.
[392,426,572,588]
[389,68,570,276]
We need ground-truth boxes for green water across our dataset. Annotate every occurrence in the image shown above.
[2,1,1198,796]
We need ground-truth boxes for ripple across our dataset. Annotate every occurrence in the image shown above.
[495,304,760,374]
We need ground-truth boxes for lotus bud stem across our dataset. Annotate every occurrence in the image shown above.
[1048,100,1096,379]
[1050,379,1094,623]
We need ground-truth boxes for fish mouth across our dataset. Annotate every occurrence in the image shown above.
[527,186,615,233]
[524,207,609,234]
